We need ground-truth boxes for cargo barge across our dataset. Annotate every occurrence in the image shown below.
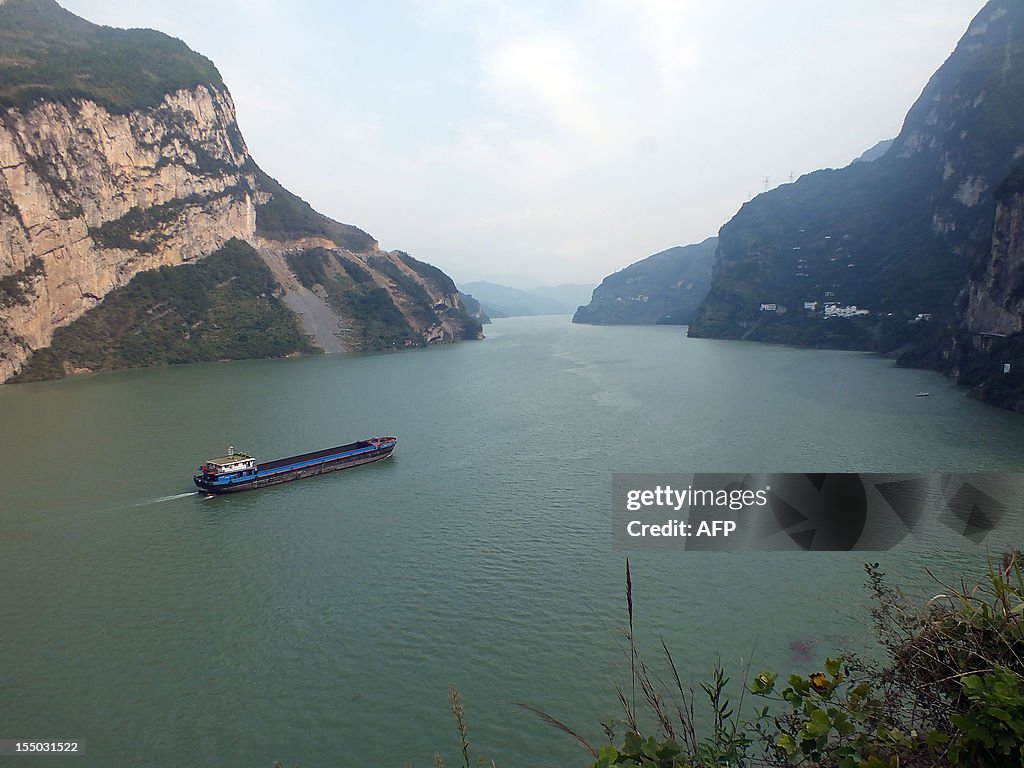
[194,437,397,494]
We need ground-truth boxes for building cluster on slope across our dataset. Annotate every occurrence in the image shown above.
[760,300,870,319]
[754,229,875,320]
[823,303,870,318]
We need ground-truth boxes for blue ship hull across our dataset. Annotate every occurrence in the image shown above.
[194,438,396,494]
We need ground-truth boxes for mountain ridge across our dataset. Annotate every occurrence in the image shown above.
[573,238,717,326]
[0,0,481,381]
[688,1,1024,354]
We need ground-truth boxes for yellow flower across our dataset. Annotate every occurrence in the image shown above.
[809,672,829,692]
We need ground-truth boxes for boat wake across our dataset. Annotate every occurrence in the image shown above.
[97,491,198,514]
[150,492,198,504]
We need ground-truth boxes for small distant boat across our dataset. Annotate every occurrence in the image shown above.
[915,392,930,397]
[194,437,397,494]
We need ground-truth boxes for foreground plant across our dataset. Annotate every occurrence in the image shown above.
[575,560,755,767]
[432,687,496,768]
[585,554,1024,768]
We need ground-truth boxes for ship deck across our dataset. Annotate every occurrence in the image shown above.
[256,441,371,471]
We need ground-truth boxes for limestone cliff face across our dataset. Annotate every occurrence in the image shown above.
[962,181,1024,336]
[945,169,1024,411]
[0,1,480,382]
[0,85,255,380]
[688,1,1024,350]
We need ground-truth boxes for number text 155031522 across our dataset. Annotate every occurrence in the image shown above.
[0,741,82,755]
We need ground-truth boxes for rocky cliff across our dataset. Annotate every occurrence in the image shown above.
[0,0,480,382]
[962,166,1024,337]
[573,237,716,325]
[249,169,481,354]
[0,84,256,380]
[688,1,1024,353]
[950,165,1024,411]
[458,293,492,325]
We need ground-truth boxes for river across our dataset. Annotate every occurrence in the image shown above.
[2,316,1023,766]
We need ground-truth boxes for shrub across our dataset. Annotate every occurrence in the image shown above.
[589,555,1024,767]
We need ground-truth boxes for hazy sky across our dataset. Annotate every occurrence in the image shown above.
[61,0,987,287]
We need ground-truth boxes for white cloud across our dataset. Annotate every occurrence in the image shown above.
[56,0,989,284]
[482,33,619,150]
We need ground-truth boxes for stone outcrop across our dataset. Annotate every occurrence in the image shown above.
[0,86,255,380]
[962,176,1024,336]
[687,1,1024,353]
[0,1,481,382]
[947,168,1024,411]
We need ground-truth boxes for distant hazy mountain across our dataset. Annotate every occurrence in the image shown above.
[457,292,492,324]
[573,238,717,325]
[529,284,597,311]
[461,280,593,317]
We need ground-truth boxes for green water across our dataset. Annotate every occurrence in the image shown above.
[2,316,1024,767]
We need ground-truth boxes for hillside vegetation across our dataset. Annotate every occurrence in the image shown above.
[0,0,224,112]
[689,1,1024,356]
[13,239,314,381]
[574,238,716,325]
[253,168,377,254]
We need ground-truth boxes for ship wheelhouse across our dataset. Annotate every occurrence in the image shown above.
[195,449,257,489]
